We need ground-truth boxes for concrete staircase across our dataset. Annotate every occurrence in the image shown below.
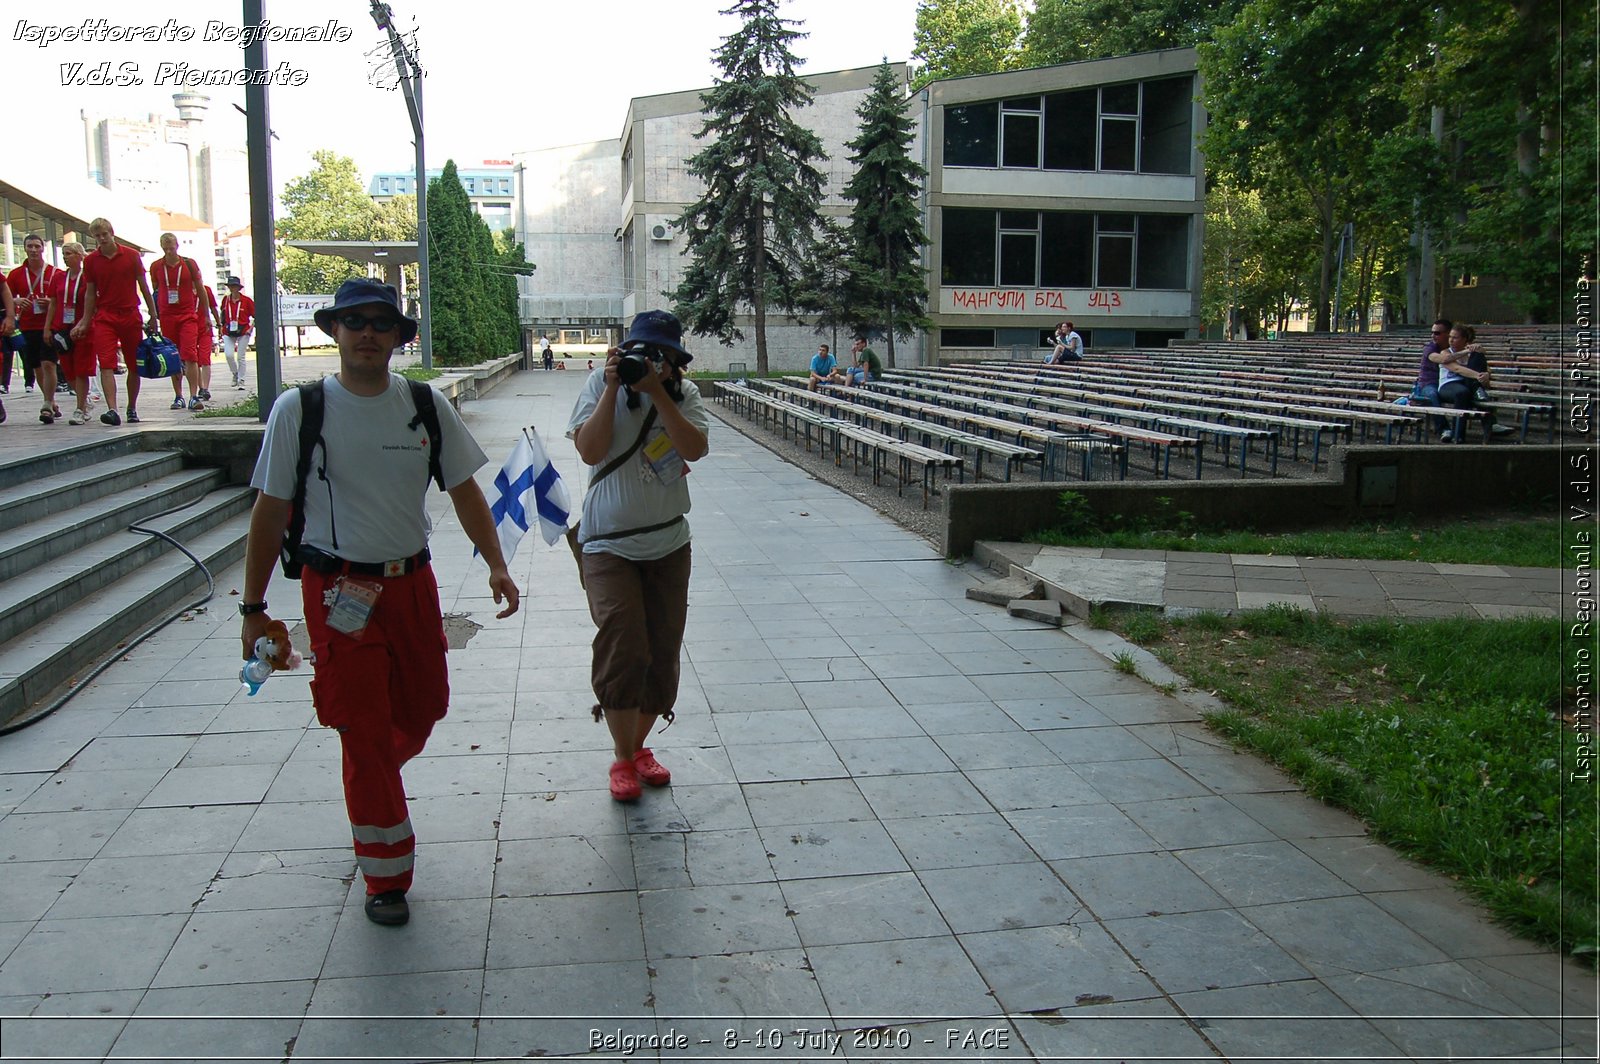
[0,436,254,729]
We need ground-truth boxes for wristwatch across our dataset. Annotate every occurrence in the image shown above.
[238,600,268,616]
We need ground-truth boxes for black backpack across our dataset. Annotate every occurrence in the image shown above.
[279,378,445,579]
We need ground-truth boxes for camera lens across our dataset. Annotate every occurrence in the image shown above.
[618,352,649,386]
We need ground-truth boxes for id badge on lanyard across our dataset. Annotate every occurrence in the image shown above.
[166,288,180,306]
[324,577,384,638]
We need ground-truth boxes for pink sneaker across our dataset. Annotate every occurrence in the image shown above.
[609,759,641,802]
[633,747,671,787]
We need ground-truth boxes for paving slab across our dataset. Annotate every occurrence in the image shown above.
[0,365,1589,1061]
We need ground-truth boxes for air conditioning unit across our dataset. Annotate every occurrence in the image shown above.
[647,215,676,242]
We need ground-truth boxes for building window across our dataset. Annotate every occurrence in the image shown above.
[1139,77,1193,175]
[1040,213,1094,288]
[1000,97,1041,168]
[944,102,998,167]
[943,209,1188,292]
[945,76,1193,176]
[1043,88,1096,171]
[1096,214,1135,288]
[941,328,995,347]
[941,209,996,286]
[1136,214,1189,289]
[378,178,390,193]
[998,210,1038,287]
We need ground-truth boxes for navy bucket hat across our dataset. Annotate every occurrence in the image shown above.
[314,279,419,345]
[620,309,693,364]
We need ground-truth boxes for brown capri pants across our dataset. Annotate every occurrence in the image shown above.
[581,543,692,717]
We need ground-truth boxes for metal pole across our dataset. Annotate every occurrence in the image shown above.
[371,2,432,368]
[243,0,280,416]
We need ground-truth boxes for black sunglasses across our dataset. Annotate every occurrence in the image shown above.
[337,312,401,333]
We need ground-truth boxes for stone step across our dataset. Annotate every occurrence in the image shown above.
[0,505,253,729]
[0,434,144,492]
[0,467,229,581]
[0,486,254,647]
[0,451,186,534]
[1008,597,1064,625]
[965,573,1043,606]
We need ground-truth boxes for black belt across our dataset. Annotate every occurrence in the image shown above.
[299,546,431,577]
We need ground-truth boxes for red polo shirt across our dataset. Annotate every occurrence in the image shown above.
[82,244,146,316]
[7,263,58,330]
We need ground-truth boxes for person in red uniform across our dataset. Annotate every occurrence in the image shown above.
[43,241,92,425]
[71,217,160,426]
[5,234,59,421]
[151,232,210,412]
[220,276,255,389]
[0,277,12,422]
[196,284,221,401]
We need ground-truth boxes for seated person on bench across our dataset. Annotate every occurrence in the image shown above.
[845,337,882,387]
[808,343,844,390]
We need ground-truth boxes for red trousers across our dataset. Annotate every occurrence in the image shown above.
[158,312,199,364]
[89,310,144,373]
[301,563,450,896]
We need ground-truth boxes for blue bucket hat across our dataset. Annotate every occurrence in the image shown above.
[620,309,692,364]
[314,279,418,345]
[225,275,243,288]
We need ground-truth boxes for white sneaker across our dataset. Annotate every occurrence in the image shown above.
[68,408,88,425]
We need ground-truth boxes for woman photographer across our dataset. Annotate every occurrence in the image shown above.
[567,310,710,801]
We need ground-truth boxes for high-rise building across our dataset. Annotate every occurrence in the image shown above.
[82,94,250,230]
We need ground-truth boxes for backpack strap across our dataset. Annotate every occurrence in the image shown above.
[590,406,657,489]
[405,378,446,491]
[281,380,327,579]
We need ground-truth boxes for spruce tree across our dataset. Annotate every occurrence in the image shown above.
[670,0,828,373]
[843,60,930,368]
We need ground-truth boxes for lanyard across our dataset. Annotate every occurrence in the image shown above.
[225,295,246,324]
[25,264,49,298]
[157,258,188,290]
[64,270,82,308]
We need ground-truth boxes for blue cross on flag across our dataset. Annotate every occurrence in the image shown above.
[486,427,571,562]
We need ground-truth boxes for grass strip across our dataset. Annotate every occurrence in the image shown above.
[1105,606,1595,961]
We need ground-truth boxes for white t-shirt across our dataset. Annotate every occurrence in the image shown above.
[252,374,487,562]
[565,369,711,561]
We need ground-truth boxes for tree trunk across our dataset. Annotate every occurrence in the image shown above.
[753,206,769,374]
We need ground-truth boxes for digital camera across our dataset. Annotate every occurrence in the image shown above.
[617,345,665,386]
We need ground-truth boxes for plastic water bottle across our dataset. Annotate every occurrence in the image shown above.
[240,656,273,696]
[240,635,279,696]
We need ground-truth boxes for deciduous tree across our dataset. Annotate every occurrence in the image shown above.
[277,150,378,294]
[910,0,1023,88]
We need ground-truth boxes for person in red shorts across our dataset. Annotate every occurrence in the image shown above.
[6,234,61,422]
[43,241,93,425]
[151,232,210,412]
[71,217,160,426]
[239,279,520,927]
[0,282,12,422]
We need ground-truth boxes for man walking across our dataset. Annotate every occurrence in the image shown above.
[70,217,160,426]
[6,235,60,422]
[150,232,212,411]
[239,279,520,927]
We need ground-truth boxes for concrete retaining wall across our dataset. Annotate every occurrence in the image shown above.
[942,445,1571,556]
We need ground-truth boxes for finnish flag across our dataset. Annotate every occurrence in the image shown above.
[488,428,571,561]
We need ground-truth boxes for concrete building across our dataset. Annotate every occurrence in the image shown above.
[369,163,519,234]
[508,51,1204,371]
[82,94,249,231]
[916,48,1204,360]
[1,164,161,270]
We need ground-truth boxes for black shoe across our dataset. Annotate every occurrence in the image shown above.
[364,890,409,926]
[101,409,121,426]
[126,408,141,424]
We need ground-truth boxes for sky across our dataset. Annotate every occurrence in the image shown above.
[21,0,923,194]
